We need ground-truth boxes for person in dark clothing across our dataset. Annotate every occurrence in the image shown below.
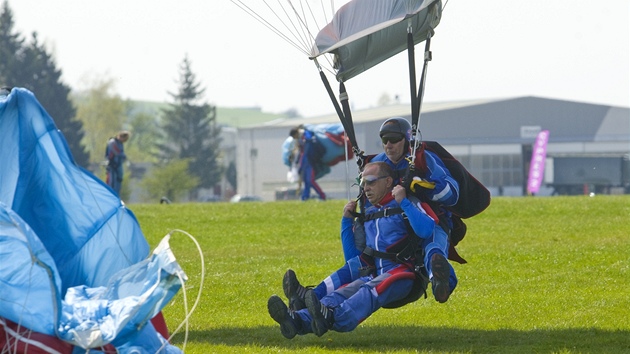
[105,131,130,196]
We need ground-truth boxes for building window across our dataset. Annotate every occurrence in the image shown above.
[455,154,522,188]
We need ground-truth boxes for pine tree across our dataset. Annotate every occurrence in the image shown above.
[0,1,23,85]
[159,55,223,193]
[0,1,90,167]
[20,33,90,166]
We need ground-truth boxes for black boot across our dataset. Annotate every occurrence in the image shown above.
[267,295,300,339]
[283,269,309,310]
[430,253,451,303]
[305,290,334,337]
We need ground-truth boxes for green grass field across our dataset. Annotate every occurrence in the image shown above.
[130,195,630,354]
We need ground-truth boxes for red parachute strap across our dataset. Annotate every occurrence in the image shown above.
[413,142,428,174]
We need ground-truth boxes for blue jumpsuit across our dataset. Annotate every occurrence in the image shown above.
[310,148,460,300]
[298,130,326,201]
[292,193,436,333]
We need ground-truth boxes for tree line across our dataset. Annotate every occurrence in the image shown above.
[0,0,227,202]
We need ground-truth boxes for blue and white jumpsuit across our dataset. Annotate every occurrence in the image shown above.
[292,193,436,333]
[310,149,460,301]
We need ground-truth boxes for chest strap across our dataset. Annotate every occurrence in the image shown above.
[363,207,404,221]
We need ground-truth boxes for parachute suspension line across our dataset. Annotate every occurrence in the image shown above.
[157,229,205,354]
[278,0,320,52]
[230,0,312,56]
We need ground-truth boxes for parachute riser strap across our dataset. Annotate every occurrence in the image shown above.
[316,66,346,131]
[339,81,367,171]
[401,155,416,194]
[338,81,359,149]
[313,60,366,172]
[353,188,366,221]
[407,20,419,127]
[411,32,433,160]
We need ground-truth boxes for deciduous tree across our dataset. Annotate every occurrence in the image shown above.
[141,159,199,202]
[74,76,126,164]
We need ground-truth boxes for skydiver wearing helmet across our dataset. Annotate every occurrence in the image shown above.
[368,117,460,303]
[370,117,459,209]
[277,117,460,317]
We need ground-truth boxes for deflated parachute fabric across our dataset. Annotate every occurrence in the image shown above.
[0,204,184,353]
[58,235,185,350]
[303,123,352,166]
[281,123,352,181]
[0,88,148,294]
[0,88,184,353]
[311,0,442,82]
[0,203,62,336]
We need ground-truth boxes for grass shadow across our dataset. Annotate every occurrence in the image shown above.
[171,325,629,353]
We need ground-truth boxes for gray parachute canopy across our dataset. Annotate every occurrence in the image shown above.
[310,0,442,82]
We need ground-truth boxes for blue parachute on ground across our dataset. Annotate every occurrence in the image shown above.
[282,123,352,180]
[0,88,184,353]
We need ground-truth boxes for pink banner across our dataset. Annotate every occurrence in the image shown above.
[527,130,550,194]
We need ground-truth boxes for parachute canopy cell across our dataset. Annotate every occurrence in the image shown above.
[0,88,184,353]
[311,0,442,82]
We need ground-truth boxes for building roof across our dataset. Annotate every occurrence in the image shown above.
[254,96,630,145]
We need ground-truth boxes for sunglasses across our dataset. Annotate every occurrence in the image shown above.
[381,136,404,144]
[360,175,388,188]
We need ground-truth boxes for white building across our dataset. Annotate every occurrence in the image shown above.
[235,97,630,200]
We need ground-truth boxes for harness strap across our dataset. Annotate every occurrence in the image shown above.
[363,246,397,261]
[362,238,417,264]
[363,207,403,221]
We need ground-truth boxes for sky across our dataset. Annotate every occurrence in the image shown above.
[8,0,630,118]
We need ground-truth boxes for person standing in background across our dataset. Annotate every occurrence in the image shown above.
[105,130,130,196]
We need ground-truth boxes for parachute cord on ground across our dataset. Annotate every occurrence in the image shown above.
[156,229,205,353]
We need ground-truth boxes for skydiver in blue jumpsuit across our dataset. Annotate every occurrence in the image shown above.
[279,118,460,316]
[297,128,327,201]
[268,162,438,338]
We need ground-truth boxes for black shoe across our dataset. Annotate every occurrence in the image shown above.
[430,253,451,303]
[305,290,333,337]
[283,269,308,311]
[267,295,299,339]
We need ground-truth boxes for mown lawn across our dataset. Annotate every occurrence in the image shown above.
[130,195,630,354]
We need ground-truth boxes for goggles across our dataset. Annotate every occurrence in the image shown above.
[360,175,388,188]
[381,136,404,144]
